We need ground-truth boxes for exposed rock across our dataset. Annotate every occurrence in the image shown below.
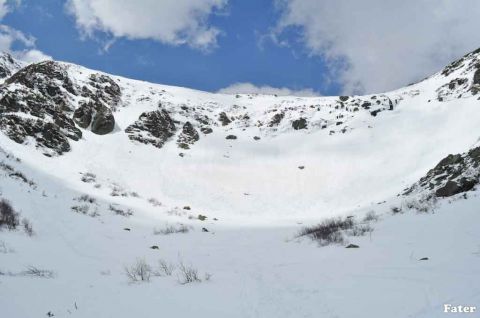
[0,115,70,156]
[404,146,480,197]
[435,179,476,197]
[177,122,199,149]
[292,118,307,130]
[87,73,121,109]
[200,127,213,134]
[269,112,285,127]
[253,136,261,140]
[345,244,359,248]
[226,134,237,140]
[339,96,349,102]
[218,112,232,126]
[91,106,115,135]
[125,109,176,148]
[474,68,480,85]
[73,102,93,129]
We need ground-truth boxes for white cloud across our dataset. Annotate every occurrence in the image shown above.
[0,1,51,63]
[218,82,319,97]
[66,0,227,51]
[0,25,51,62]
[0,0,19,19]
[276,0,480,94]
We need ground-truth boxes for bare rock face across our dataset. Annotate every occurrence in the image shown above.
[0,60,122,155]
[177,122,200,149]
[73,102,94,129]
[292,118,307,130]
[73,101,115,135]
[218,112,232,126]
[404,146,480,198]
[269,112,285,127]
[125,109,176,148]
[0,62,82,155]
[82,74,121,109]
[0,115,71,156]
[91,106,115,135]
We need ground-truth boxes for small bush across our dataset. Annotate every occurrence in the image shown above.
[148,198,162,207]
[22,266,55,278]
[80,172,96,183]
[0,240,14,253]
[71,205,89,215]
[390,206,402,214]
[153,224,190,235]
[349,224,374,236]
[177,261,201,284]
[22,218,34,236]
[0,199,19,230]
[157,259,175,276]
[298,217,354,246]
[75,195,96,204]
[125,258,152,282]
[363,210,379,222]
[109,205,134,217]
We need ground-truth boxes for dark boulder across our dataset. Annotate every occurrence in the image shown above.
[91,106,115,135]
[474,68,480,85]
[73,103,93,129]
[435,179,476,197]
[218,112,232,126]
[269,112,285,127]
[200,127,213,134]
[292,118,307,130]
[226,134,237,140]
[125,109,176,148]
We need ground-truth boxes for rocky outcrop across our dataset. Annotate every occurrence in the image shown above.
[177,122,199,149]
[404,146,480,198]
[269,112,285,127]
[0,115,71,156]
[125,109,176,148]
[218,112,232,126]
[292,118,307,130]
[82,73,121,110]
[73,101,115,135]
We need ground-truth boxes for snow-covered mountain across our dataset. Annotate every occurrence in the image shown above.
[1,49,480,317]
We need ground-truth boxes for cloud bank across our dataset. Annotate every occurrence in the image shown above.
[218,82,319,96]
[276,0,480,94]
[66,0,227,51]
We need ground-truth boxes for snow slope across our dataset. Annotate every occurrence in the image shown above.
[0,49,480,317]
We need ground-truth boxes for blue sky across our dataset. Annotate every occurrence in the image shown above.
[3,0,337,95]
[2,0,480,96]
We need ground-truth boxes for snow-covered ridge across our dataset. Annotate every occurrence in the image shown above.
[1,49,480,318]
[0,48,480,220]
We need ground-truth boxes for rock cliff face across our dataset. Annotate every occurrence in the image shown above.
[0,58,121,155]
[405,146,480,198]
[125,109,176,149]
[1,47,480,163]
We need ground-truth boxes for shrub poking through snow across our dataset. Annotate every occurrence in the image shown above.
[177,261,201,284]
[22,266,55,278]
[363,210,379,222]
[109,204,134,217]
[22,218,34,236]
[157,259,175,276]
[0,199,19,230]
[298,217,354,246]
[298,216,375,246]
[125,258,152,282]
[153,224,190,235]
